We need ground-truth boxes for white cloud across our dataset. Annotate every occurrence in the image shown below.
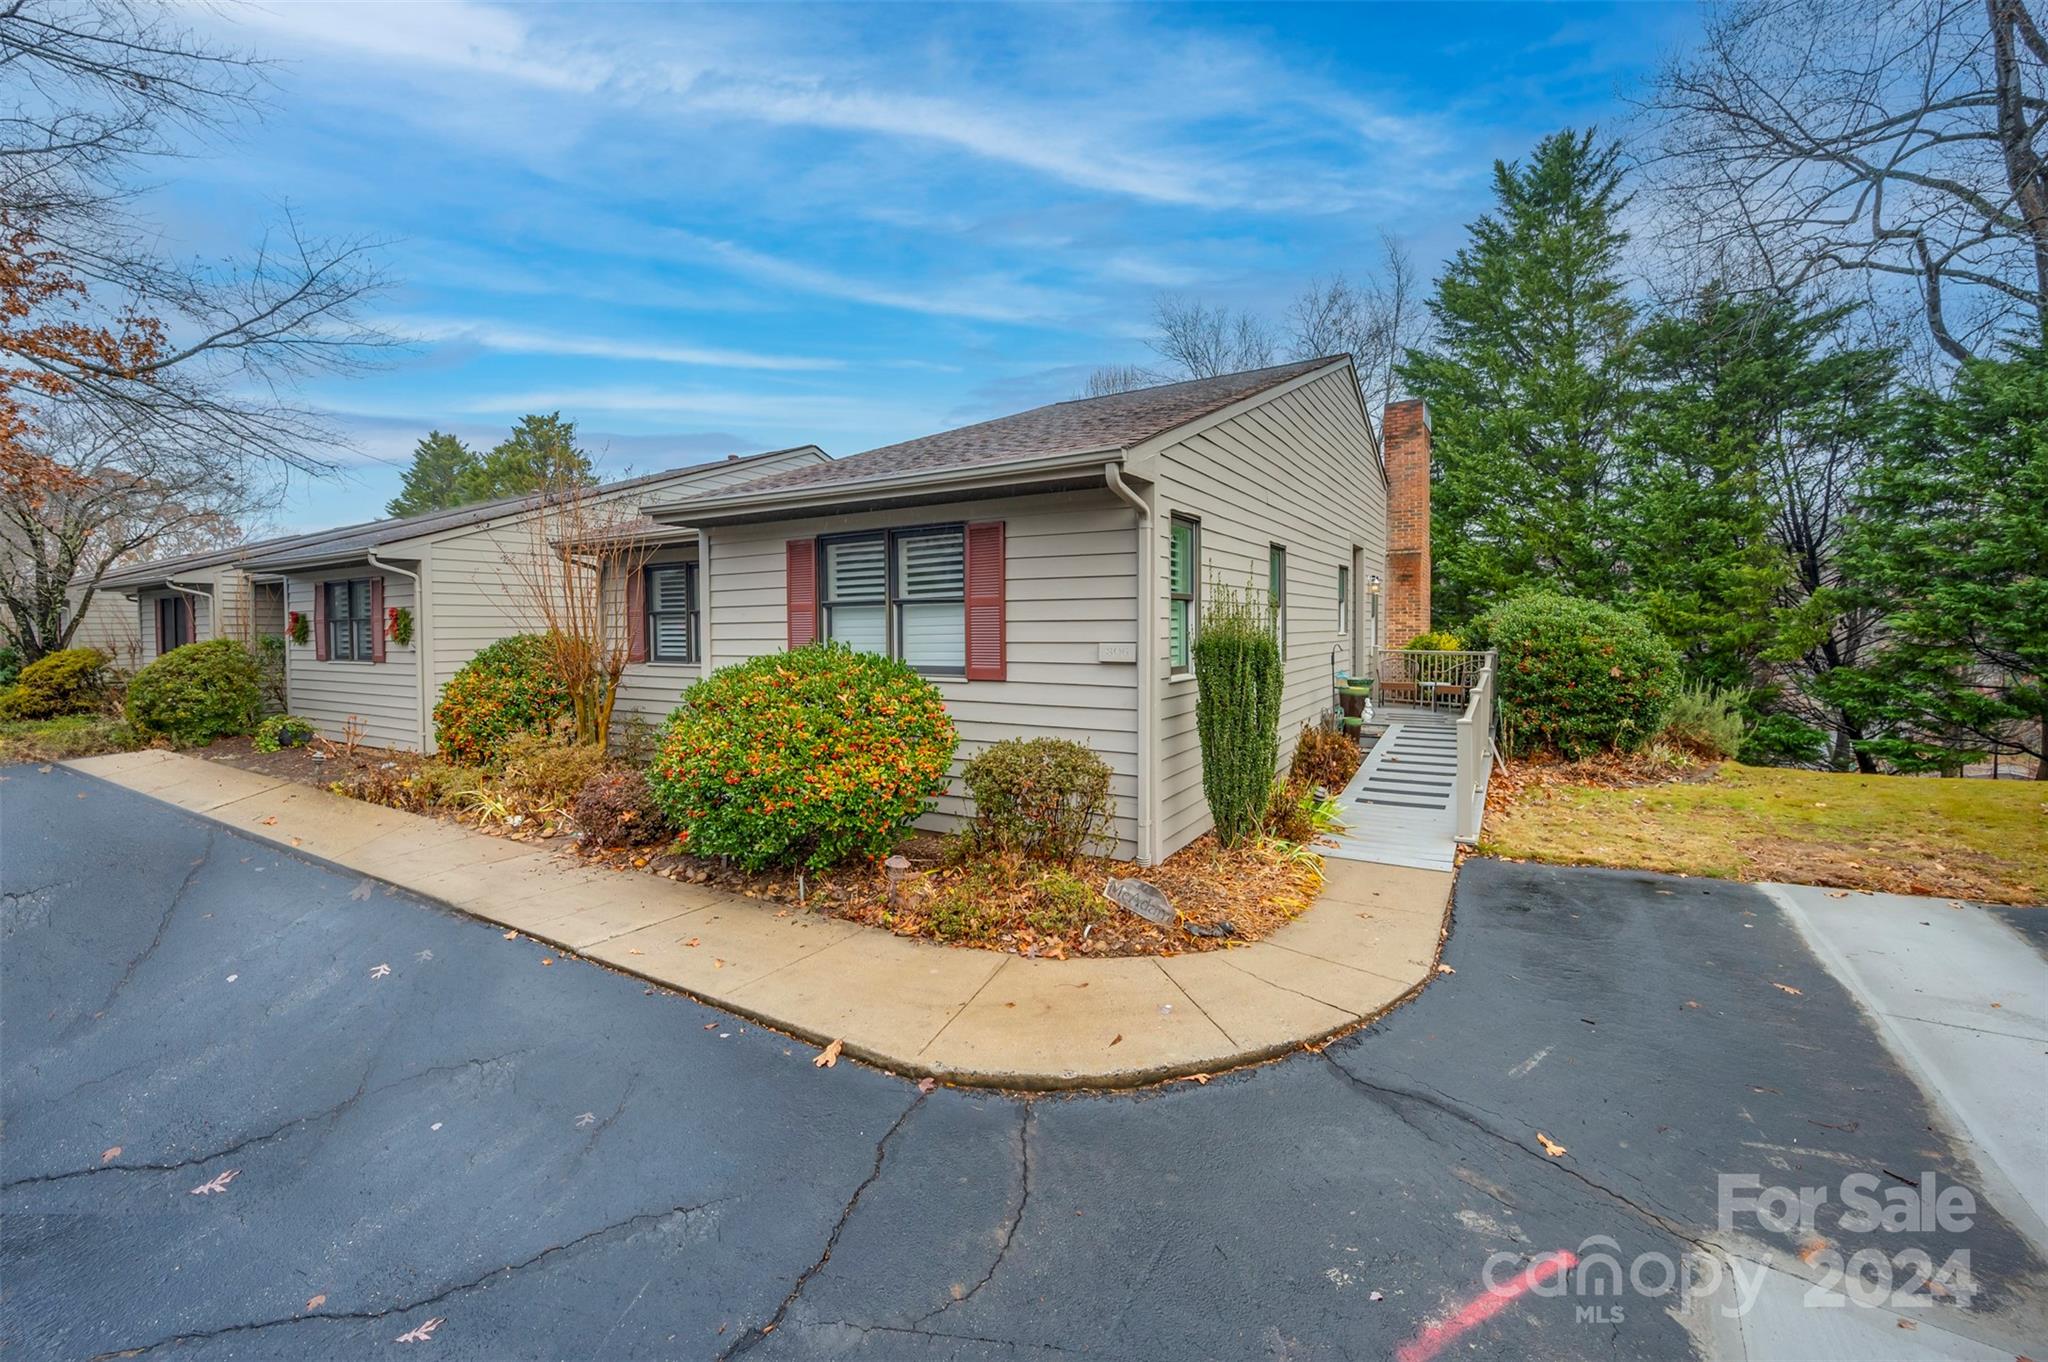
[389,316,843,370]
[236,0,610,91]
[673,233,1073,324]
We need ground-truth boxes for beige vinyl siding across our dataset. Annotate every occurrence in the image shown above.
[1151,368,1388,859]
[426,448,828,709]
[282,570,420,749]
[135,587,214,666]
[610,543,701,733]
[705,489,1142,857]
[63,590,144,670]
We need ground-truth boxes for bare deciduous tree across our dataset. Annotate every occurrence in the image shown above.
[0,407,270,657]
[1644,0,2048,363]
[1,0,391,482]
[1080,363,1160,397]
[1284,233,1423,417]
[1146,295,1275,378]
[507,478,654,750]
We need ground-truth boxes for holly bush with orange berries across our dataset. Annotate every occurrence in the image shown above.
[646,643,957,870]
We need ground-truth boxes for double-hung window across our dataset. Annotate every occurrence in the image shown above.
[1337,564,1352,637]
[325,579,372,661]
[1269,544,1288,656]
[820,526,966,673]
[1169,515,1198,674]
[646,563,699,663]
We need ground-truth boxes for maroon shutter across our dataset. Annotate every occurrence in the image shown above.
[786,540,818,649]
[313,583,329,661]
[964,521,1006,681]
[627,568,648,663]
[370,577,386,663]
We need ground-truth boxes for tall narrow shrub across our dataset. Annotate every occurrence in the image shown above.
[1193,582,1284,848]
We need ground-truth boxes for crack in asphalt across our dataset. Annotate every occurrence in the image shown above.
[916,1100,1033,1325]
[86,1195,733,1359]
[806,1318,1076,1355]
[1317,1051,1714,1253]
[718,1092,928,1360]
[87,830,215,1024]
[3,1052,528,1191]
[581,1073,641,1156]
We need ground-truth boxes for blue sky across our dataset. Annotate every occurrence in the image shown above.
[167,2,1703,529]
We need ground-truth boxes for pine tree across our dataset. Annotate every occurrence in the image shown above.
[1819,348,2047,776]
[386,431,480,517]
[1399,129,1639,624]
[457,412,595,503]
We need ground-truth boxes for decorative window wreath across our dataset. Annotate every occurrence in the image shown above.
[287,610,310,645]
[387,606,414,647]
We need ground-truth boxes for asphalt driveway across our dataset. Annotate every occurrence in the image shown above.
[3,764,2042,1360]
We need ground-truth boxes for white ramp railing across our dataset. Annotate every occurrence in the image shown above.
[1454,651,1498,844]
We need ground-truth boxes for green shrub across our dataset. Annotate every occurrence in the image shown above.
[1658,683,1745,760]
[961,737,1115,863]
[1193,582,1283,848]
[254,634,287,711]
[646,644,957,870]
[1022,868,1110,936]
[0,645,21,689]
[252,713,316,753]
[1404,629,1464,651]
[124,639,262,744]
[432,633,573,767]
[1467,591,1679,759]
[0,646,109,720]
[927,864,1009,943]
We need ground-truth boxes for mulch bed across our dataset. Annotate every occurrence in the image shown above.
[199,735,423,789]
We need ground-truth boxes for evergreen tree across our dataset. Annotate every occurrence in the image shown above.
[1399,129,1639,624]
[457,412,595,503]
[1819,349,2047,777]
[386,431,479,517]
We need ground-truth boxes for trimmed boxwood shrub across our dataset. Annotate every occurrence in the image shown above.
[124,639,262,744]
[1404,629,1464,651]
[961,737,1115,863]
[1467,591,1679,759]
[432,633,573,767]
[646,643,957,870]
[0,646,108,719]
[1194,582,1284,848]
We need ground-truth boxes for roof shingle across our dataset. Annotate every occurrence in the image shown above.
[705,357,1341,500]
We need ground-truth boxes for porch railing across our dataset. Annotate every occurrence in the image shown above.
[1453,651,1498,844]
[1366,648,1493,714]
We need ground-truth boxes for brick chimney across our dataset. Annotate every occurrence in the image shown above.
[1381,399,1431,647]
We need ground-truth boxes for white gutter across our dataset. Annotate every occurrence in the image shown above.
[366,552,432,753]
[1103,463,1155,866]
[647,447,1123,524]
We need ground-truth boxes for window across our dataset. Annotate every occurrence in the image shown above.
[1337,564,1352,637]
[820,526,967,673]
[647,563,699,663]
[1169,515,1198,674]
[1269,544,1287,656]
[325,579,372,661]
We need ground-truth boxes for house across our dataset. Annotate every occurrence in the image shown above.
[88,527,335,666]
[237,447,828,751]
[638,357,1432,865]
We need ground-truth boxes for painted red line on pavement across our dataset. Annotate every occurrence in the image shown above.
[1395,1250,1580,1362]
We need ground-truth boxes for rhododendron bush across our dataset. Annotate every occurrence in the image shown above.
[646,644,957,870]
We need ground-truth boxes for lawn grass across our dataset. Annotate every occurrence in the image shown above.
[0,714,145,765]
[1482,761,2047,905]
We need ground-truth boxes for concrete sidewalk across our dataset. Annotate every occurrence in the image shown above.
[61,750,1453,1089]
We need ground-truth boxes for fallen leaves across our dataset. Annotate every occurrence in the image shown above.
[189,1169,239,1196]
[394,1317,444,1344]
[100,1146,121,1163]
[1797,1236,1830,1266]
[304,1294,327,1312]
[1435,963,1456,975]
[540,958,554,967]
[258,815,278,826]
[813,1038,844,1068]
[502,929,518,939]
[916,1077,937,1094]
[1771,982,1803,996]
[684,937,701,948]
[1536,1133,1567,1158]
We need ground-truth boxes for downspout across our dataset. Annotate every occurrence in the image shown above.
[164,577,210,639]
[367,552,430,753]
[1103,464,1155,866]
